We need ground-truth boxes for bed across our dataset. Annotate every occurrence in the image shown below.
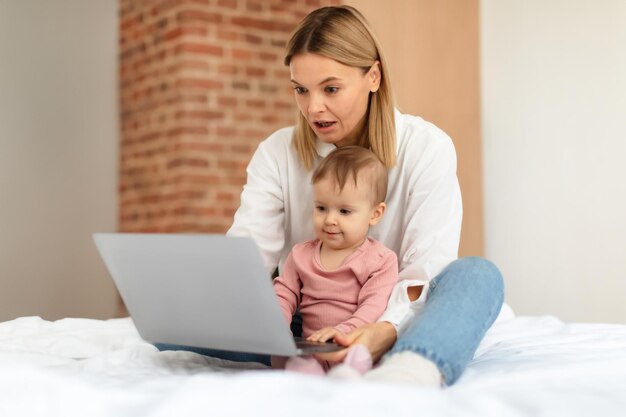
[2,306,626,417]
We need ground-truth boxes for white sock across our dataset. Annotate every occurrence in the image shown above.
[364,352,444,387]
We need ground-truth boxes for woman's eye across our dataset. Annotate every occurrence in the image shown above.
[339,208,351,215]
[325,86,339,94]
[294,86,307,94]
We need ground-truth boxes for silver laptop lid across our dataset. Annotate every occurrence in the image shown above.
[93,233,301,356]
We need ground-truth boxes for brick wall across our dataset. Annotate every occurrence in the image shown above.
[119,0,339,233]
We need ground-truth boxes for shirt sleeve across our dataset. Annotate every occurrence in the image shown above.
[378,130,462,335]
[227,136,286,274]
[272,251,301,327]
[334,250,399,335]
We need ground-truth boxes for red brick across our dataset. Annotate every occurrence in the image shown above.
[232,48,252,60]
[145,210,168,219]
[275,21,297,33]
[245,129,269,139]
[174,110,223,120]
[164,26,208,41]
[177,78,223,90]
[218,64,238,75]
[180,174,221,185]
[153,0,180,13]
[246,1,263,12]
[137,131,162,143]
[217,96,237,106]
[173,206,216,216]
[221,207,237,217]
[173,142,224,152]
[274,69,290,78]
[177,10,222,24]
[270,38,286,48]
[262,114,279,124]
[175,43,223,57]
[246,99,265,108]
[225,175,247,186]
[259,84,279,93]
[166,126,209,137]
[217,127,237,136]
[139,194,162,204]
[217,192,236,201]
[120,15,140,32]
[232,81,250,90]
[218,0,237,9]
[230,144,252,154]
[244,34,262,45]
[167,157,210,169]
[259,52,277,61]
[270,5,288,13]
[245,67,266,77]
[231,17,274,31]
[234,112,252,122]
[217,30,238,41]
[165,94,208,105]
[274,100,293,110]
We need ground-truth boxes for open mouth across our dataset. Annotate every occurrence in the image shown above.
[314,121,336,129]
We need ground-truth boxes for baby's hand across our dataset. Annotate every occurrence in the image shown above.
[307,327,341,343]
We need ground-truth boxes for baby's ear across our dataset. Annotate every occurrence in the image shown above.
[369,202,386,226]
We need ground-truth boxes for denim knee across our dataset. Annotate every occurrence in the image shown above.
[458,256,504,300]
[436,257,504,300]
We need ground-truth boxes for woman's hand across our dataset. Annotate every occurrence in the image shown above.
[314,321,397,364]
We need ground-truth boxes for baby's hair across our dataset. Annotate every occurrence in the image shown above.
[312,146,388,204]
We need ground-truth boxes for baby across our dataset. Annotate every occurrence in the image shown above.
[272,145,398,376]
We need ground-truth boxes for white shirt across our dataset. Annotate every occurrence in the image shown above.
[228,109,462,335]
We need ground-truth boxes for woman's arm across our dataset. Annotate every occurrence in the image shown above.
[378,127,462,333]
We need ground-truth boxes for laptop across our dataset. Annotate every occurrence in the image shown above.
[93,233,342,356]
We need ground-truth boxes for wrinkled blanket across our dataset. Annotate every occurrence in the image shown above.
[1,313,626,417]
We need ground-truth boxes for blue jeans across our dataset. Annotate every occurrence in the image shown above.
[156,256,503,384]
[389,256,504,385]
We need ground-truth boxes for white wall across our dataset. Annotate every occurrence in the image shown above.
[0,0,120,321]
[481,0,626,323]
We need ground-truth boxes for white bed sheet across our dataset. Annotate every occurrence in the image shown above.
[1,313,626,417]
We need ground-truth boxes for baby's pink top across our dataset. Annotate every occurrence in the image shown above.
[273,238,398,337]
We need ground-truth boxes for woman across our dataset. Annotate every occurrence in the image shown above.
[229,5,504,386]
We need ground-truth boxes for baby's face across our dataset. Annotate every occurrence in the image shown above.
[312,175,378,252]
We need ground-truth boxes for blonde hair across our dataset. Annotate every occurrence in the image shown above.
[285,6,396,170]
[312,146,388,205]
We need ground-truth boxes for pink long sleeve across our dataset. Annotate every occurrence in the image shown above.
[331,250,398,334]
[274,238,398,338]
[272,252,301,327]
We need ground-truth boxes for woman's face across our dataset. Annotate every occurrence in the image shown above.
[289,53,380,147]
